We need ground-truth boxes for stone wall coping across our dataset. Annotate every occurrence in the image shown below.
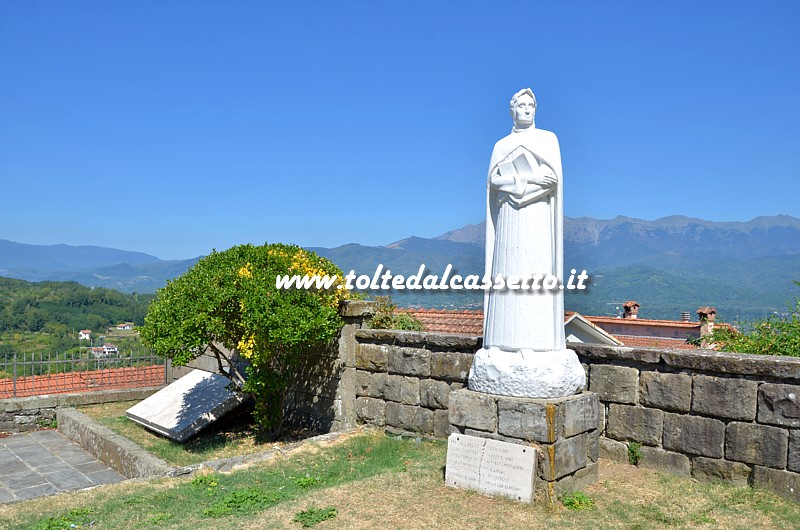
[355,329,482,349]
[57,407,176,478]
[341,300,375,318]
[572,343,800,379]
[1,387,162,413]
[355,330,800,380]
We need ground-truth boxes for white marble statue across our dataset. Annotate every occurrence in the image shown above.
[468,88,585,398]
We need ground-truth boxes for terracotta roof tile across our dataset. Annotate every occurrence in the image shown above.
[615,335,698,350]
[400,308,731,349]
[401,308,483,336]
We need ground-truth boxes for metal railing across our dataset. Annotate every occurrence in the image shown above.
[0,351,168,399]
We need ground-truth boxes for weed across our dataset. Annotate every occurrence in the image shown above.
[149,512,172,525]
[191,473,219,491]
[31,508,94,529]
[293,506,337,527]
[203,488,286,517]
[294,474,323,488]
[627,441,642,465]
[562,491,595,511]
[36,418,57,429]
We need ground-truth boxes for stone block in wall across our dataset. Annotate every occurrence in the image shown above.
[497,398,549,442]
[385,402,433,434]
[448,389,497,433]
[691,457,751,487]
[420,379,451,409]
[430,352,473,382]
[356,397,386,426]
[606,404,663,446]
[638,446,691,476]
[753,466,800,502]
[388,347,431,377]
[538,432,589,481]
[560,392,600,438]
[692,375,757,421]
[758,383,800,428]
[433,409,450,438]
[383,375,403,403]
[589,365,638,404]
[356,343,389,371]
[496,392,598,443]
[663,413,725,458]
[355,370,386,398]
[725,422,788,468]
[587,430,599,463]
[554,462,599,496]
[789,430,800,473]
[599,437,628,463]
[639,372,691,412]
[400,377,420,406]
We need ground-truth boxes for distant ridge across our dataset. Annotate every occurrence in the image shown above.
[3,214,800,320]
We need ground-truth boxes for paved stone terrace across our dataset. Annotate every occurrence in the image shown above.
[0,430,126,503]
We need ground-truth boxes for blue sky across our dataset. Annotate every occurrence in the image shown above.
[1,1,798,260]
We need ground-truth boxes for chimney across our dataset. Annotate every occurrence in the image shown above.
[680,311,691,322]
[697,306,717,348]
[622,301,640,319]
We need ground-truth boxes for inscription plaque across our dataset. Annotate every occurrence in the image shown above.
[445,433,536,502]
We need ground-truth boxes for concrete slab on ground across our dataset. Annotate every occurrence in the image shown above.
[126,369,244,442]
[0,430,126,503]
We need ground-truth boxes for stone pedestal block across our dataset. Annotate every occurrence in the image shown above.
[447,389,599,506]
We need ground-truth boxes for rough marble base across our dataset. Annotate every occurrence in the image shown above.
[468,346,585,398]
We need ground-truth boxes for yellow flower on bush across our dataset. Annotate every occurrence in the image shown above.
[238,263,253,279]
[237,334,256,359]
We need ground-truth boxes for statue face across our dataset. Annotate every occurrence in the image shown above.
[513,94,535,128]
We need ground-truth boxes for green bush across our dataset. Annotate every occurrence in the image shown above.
[140,243,347,438]
[707,281,800,356]
[367,296,423,331]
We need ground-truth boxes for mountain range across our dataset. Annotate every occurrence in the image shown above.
[3,214,800,322]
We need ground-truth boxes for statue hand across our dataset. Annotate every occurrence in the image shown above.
[528,173,557,188]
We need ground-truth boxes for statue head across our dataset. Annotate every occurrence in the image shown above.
[510,88,536,130]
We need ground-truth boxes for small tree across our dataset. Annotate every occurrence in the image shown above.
[139,243,347,437]
[707,281,800,356]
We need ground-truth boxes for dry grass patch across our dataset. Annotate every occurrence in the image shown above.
[2,431,799,529]
[78,400,316,466]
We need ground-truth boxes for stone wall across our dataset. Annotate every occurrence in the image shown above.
[0,387,162,434]
[352,330,800,501]
[284,300,372,432]
[353,330,478,438]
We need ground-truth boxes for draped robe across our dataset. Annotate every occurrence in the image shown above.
[483,127,566,352]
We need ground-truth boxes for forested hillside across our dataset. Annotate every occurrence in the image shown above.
[0,277,153,333]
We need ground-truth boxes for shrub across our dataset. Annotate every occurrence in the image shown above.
[140,243,347,438]
[367,296,423,331]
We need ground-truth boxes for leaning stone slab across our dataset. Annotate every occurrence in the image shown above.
[126,369,244,442]
[445,433,536,503]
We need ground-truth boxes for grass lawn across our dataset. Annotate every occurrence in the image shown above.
[1,431,800,529]
[77,400,303,467]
